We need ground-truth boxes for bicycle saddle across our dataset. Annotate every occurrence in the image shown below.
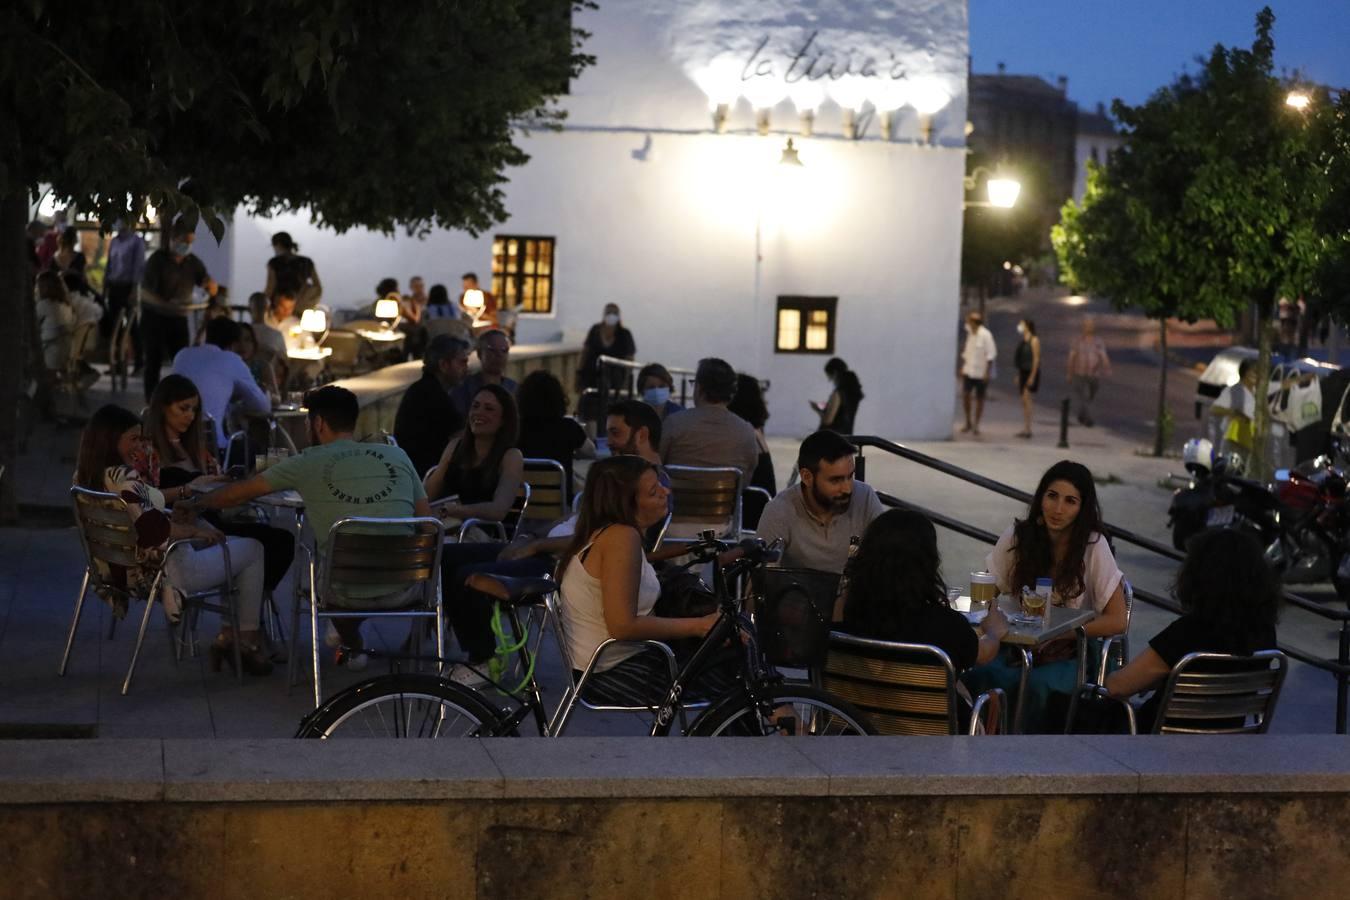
[466,573,556,606]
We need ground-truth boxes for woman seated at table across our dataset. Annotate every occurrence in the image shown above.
[75,405,271,675]
[558,455,730,706]
[424,383,525,677]
[145,375,295,605]
[962,460,1128,733]
[838,508,1008,671]
[1104,527,1278,732]
[516,370,593,499]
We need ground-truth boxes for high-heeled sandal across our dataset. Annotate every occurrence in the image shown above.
[209,635,274,677]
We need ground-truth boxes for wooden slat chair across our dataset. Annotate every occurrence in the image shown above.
[521,458,570,531]
[63,486,244,694]
[664,464,742,542]
[290,516,446,707]
[818,631,1006,736]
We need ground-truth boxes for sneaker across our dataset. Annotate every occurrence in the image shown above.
[449,664,489,689]
[335,647,369,671]
[324,621,342,648]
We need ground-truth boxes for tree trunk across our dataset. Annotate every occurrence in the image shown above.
[1153,317,1169,457]
[0,190,29,523]
[1250,307,1276,482]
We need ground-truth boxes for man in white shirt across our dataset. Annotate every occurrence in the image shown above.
[171,317,271,448]
[958,311,997,436]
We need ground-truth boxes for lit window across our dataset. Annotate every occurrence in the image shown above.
[775,296,836,355]
[491,236,556,314]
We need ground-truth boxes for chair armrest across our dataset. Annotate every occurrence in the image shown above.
[1076,683,1138,736]
[458,517,508,543]
[1096,636,1120,685]
[968,687,1008,736]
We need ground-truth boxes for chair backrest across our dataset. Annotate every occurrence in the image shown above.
[318,516,445,608]
[424,317,473,343]
[70,486,143,582]
[665,465,742,539]
[542,584,579,674]
[66,321,98,371]
[323,330,367,375]
[1152,650,1287,734]
[819,631,960,735]
[522,458,569,524]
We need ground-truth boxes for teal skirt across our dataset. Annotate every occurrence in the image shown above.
[962,645,1100,734]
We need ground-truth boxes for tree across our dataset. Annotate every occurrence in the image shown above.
[1053,7,1350,474]
[0,1,593,521]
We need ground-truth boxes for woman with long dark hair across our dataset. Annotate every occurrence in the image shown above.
[424,382,524,523]
[962,460,1128,731]
[815,357,863,434]
[74,405,271,675]
[1106,528,1278,730]
[145,375,295,605]
[728,372,776,498]
[516,369,593,498]
[557,455,723,707]
[840,508,1007,671]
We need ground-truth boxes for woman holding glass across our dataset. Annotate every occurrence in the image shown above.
[962,459,1128,732]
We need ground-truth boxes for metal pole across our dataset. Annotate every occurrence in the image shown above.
[1058,398,1070,449]
[1338,623,1349,734]
[855,448,866,484]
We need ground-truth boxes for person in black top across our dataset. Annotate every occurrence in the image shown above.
[264,232,322,310]
[814,357,863,434]
[1014,318,1041,439]
[140,219,217,400]
[577,303,636,393]
[394,334,470,476]
[839,508,1007,671]
[1106,528,1279,730]
[515,370,593,498]
[728,372,776,528]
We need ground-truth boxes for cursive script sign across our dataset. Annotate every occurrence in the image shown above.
[740,30,910,84]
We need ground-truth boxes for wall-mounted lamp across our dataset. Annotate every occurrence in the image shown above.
[963,166,1021,209]
[779,138,804,167]
[828,76,869,141]
[909,80,952,145]
[787,80,825,137]
[868,82,909,141]
[743,81,786,136]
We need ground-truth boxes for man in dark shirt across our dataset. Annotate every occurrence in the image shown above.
[394,334,470,476]
[140,219,216,399]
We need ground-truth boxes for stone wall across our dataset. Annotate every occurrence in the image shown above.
[3,735,1349,899]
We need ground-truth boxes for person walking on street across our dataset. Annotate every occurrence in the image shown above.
[1014,318,1041,439]
[958,312,996,435]
[1067,316,1112,427]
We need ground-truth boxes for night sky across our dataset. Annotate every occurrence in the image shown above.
[969,1,1350,113]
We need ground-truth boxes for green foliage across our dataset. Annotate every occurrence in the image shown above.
[0,0,594,234]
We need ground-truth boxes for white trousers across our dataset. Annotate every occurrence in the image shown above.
[163,536,265,630]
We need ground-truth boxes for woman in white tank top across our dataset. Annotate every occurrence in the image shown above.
[558,457,718,673]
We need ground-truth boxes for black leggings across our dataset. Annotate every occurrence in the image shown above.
[577,644,740,709]
[440,543,553,663]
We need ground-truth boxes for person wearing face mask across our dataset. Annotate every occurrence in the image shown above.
[140,219,218,400]
[1014,319,1041,439]
[577,303,637,394]
[637,363,684,419]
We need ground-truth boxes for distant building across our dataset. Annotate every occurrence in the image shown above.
[967,64,1078,228]
[1073,102,1126,203]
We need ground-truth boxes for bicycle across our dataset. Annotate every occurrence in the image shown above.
[295,532,875,738]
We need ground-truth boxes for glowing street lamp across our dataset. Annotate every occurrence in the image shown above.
[1286,90,1311,111]
[964,166,1021,210]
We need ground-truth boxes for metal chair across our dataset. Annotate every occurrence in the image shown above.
[322,330,372,378]
[456,483,531,543]
[53,320,99,408]
[289,516,446,707]
[63,486,244,694]
[1147,650,1287,734]
[541,585,705,735]
[664,465,743,542]
[1095,579,1134,684]
[741,485,773,535]
[521,458,570,528]
[817,631,1007,736]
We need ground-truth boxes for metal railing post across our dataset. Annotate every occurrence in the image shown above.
[1339,623,1349,734]
[1058,398,1070,449]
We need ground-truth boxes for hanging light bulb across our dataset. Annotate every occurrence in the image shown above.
[786,80,826,136]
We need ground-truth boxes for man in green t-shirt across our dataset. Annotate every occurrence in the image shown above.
[190,385,434,665]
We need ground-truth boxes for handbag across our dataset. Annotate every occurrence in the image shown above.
[752,567,840,668]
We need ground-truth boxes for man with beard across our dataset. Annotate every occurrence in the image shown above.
[755,430,885,573]
[185,385,433,667]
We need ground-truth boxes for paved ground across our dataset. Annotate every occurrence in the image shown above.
[2,305,1347,737]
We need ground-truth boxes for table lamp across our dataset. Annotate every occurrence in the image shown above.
[299,307,329,347]
[374,296,401,328]
[462,289,485,323]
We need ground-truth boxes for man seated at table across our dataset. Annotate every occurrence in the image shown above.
[394,334,470,476]
[659,357,761,484]
[187,385,433,669]
[170,317,272,451]
[756,430,885,574]
[450,329,518,418]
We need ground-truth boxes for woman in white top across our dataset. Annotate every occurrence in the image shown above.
[558,455,720,708]
[962,460,1127,732]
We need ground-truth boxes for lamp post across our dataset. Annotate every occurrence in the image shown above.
[963,166,1021,210]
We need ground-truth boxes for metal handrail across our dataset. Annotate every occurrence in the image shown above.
[854,434,1350,733]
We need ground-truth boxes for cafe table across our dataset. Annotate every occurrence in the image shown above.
[964,597,1097,733]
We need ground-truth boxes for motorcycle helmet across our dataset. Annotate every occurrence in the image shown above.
[1183,438,1214,475]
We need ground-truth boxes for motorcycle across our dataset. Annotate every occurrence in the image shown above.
[1169,438,1349,586]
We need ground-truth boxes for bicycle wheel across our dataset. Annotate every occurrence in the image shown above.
[295,673,506,738]
[687,684,876,736]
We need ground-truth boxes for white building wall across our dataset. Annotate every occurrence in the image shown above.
[224,0,970,441]
[1073,132,1125,203]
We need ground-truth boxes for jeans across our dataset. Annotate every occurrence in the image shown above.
[1071,376,1100,424]
[141,306,190,400]
[162,536,265,630]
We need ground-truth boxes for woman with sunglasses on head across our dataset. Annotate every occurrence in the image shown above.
[962,460,1128,732]
[74,405,271,675]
